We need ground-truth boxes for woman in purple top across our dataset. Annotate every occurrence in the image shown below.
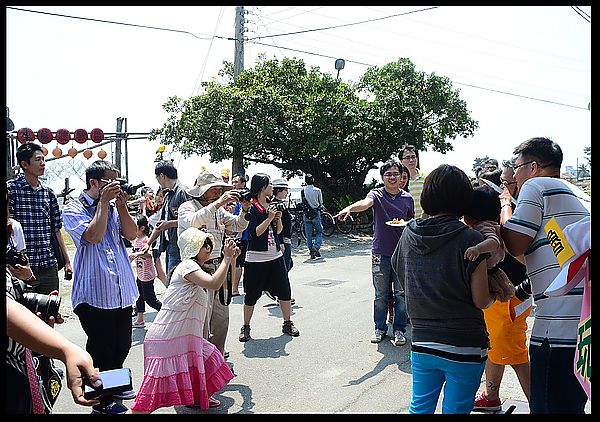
[335,158,414,346]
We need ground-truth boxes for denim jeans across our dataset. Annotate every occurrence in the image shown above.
[529,340,588,413]
[372,253,407,333]
[304,211,323,251]
[410,351,486,414]
[164,241,181,288]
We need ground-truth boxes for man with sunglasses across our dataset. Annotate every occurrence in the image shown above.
[62,160,139,414]
[500,137,590,414]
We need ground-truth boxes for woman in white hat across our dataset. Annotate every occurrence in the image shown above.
[130,228,239,413]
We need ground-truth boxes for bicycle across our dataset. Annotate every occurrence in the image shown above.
[334,214,354,235]
[290,207,306,247]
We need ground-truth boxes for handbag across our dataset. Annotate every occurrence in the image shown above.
[50,231,66,271]
[26,351,62,414]
[300,190,318,220]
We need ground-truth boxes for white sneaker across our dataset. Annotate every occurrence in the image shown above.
[370,329,387,343]
[393,330,407,346]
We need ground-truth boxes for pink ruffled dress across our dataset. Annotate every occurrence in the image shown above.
[131,260,233,412]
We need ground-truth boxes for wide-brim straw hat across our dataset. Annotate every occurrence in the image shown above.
[186,170,233,198]
[178,227,216,260]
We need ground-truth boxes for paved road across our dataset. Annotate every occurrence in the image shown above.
[51,233,586,414]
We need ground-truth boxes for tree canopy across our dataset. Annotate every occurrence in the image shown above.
[150,56,478,206]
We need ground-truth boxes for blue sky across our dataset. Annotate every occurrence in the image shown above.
[6,6,591,194]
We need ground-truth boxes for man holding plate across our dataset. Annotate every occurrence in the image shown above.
[334,158,414,346]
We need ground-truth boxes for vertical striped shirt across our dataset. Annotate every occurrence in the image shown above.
[503,177,590,348]
[408,171,426,218]
[7,175,62,269]
[62,192,138,310]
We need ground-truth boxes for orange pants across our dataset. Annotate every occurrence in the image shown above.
[483,297,530,365]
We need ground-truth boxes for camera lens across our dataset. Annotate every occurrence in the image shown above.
[22,293,61,321]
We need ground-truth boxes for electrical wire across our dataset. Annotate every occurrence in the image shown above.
[571,6,591,23]
[6,6,214,40]
[574,6,591,20]
[191,7,226,96]
[246,6,440,41]
[248,40,588,110]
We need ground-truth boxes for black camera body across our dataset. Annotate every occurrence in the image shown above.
[117,178,145,195]
[272,200,286,212]
[238,188,252,202]
[6,245,28,267]
[10,277,61,322]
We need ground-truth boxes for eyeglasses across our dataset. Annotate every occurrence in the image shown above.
[99,178,117,184]
[383,172,402,178]
[401,155,417,161]
[511,160,534,171]
[500,179,517,186]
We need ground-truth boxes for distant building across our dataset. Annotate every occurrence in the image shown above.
[561,172,576,182]
[565,165,577,177]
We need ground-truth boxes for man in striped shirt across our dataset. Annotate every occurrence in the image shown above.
[399,145,427,218]
[62,160,138,414]
[7,142,72,294]
[501,137,590,414]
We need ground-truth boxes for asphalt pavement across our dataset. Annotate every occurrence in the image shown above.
[51,233,585,414]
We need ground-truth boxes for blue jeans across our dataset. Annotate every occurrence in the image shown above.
[164,241,181,288]
[372,253,407,333]
[529,340,587,413]
[304,211,323,251]
[410,351,486,414]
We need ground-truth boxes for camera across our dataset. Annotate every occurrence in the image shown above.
[6,245,28,267]
[233,237,243,247]
[10,276,61,322]
[117,178,145,195]
[84,368,133,399]
[271,200,286,212]
[238,188,252,202]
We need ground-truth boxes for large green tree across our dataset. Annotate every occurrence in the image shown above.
[150,56,478,206]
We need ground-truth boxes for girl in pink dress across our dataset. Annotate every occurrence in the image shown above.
[130,228,239,413]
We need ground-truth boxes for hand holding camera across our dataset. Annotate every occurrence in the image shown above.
[223,237,241,260]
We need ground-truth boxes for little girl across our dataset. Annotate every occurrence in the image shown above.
[130,228,238,413]
[463,186,515,302]
[129,214,162,328]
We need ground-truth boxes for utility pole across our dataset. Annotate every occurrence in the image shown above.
[232,6,245,177]
[115,117,123,173]
[124,117,129,180]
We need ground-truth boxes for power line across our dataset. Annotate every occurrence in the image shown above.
[574,6,591,20]
[249,40,588,110]
[6,6,214,40]
[246,6,440,41]
[571,6,591,23]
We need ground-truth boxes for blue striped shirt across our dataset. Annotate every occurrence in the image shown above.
[7,175,62,269]
[62,192,138,310]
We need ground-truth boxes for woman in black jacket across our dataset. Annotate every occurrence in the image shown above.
[238,173,300,342]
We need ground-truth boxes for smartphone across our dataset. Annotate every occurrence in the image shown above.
[84,368,133,400]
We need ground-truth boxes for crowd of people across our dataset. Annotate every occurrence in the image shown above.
[6,137,590,414]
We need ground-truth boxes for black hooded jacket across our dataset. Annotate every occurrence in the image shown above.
[391,215,489,349]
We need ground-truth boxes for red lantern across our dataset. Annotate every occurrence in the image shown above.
[36,128,53,144]
[67,147,78,158]
[74,128,88,144]
[97,149,107,159]
[41,146,49,156]
[90,128,104,143]
[17,127,35,144]
[83,149,93,159]
[56,129,71,145]
[52,147,62,158]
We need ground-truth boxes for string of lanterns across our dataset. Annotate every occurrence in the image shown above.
[16,127,108,160]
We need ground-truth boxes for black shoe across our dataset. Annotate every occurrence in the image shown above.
[314,248,321,258]
[239,325,251,342]
[310,249,316,259]
[113,389,137,400]
[282,320,300,337]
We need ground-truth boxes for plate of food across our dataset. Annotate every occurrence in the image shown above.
[385,218,408,227]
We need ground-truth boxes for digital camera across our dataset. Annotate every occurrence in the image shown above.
[238,188,252,202]
[116,178,145,195]
[10,276,61,322]
[272,200,286,212]
[6,245,28,267]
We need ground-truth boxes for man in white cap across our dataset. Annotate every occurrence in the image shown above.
[177,170,251,358]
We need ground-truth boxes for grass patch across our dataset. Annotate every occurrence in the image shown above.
[61,228,75,251]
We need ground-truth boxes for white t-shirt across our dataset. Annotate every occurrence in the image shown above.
[503,177,590,348]
[9,218,26,250]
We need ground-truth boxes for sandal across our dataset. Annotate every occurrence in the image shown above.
[132,320,146,328]
[208,397,220,408]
